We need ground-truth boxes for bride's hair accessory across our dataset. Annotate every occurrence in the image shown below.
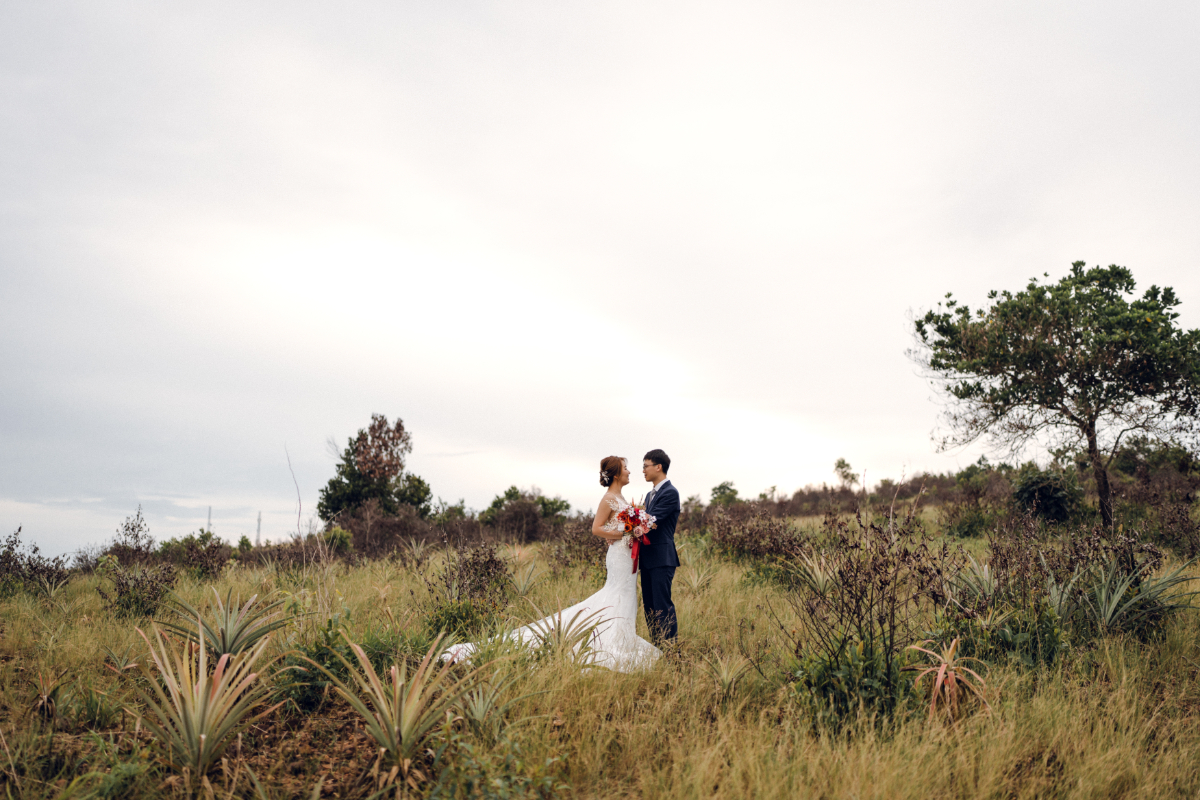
[599,455,625,487]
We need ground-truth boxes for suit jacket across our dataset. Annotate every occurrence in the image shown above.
[641,479,681,570]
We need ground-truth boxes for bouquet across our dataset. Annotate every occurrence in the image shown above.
[617,503,656,574]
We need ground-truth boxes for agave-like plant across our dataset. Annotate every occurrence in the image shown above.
[510,561,545,597]
[27,671,68,724]
[524,602,606,666]
[159,589,291,657]
[703,653,751,701]
[103,644,139,675]
[906,638,990,723]
[678,564,716,595]
[130,622,281,795]
[1041,553,1087,625]
[953,555,998,605]
[788,552,835,596]
[403,537,431,569]
[1084,557,1197,636]
[455,666,545,744]
[310,632,482,795]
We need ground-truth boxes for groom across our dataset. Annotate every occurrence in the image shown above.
[641,449,680,644]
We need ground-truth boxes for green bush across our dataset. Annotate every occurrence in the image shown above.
[941,503,996,538]
[421,540,511,638]
[97,562,178,618]
[430,735,568,799]
[156,528,230,579]
[278,614,437,712]
[936,600,1064,668]
[1013,464,1083,523]
[425,598,493,639]
[323,526,353,554]
[791,641,913,723]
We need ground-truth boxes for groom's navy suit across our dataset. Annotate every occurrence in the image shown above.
[641,479,680,643]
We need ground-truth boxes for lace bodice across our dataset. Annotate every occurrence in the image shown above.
[601,496,629,533]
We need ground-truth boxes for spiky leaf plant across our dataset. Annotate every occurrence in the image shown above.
[523,603,606,666]
[787,552,835,596]
[28,671,68,724]
[679,564,716,595]
[510,561,545,597]
[129,621,282,795]
[1084,557,1197,636]
[403,537,431,569]
[309,632,483,795]
[953,554,998,606]
[906,638,990,723]
[703,653,751,701]
[159,589,291,657]
[455,666,545,745]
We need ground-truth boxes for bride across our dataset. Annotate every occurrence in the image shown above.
[441,455,660,672]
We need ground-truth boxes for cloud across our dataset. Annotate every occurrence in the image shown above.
[3,1,1199,553]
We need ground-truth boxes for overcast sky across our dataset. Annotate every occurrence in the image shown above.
[4,2,1200,555]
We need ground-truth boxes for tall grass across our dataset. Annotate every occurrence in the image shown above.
[0,539,1196,798]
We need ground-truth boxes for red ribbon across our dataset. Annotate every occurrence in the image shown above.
[630,533,651,573]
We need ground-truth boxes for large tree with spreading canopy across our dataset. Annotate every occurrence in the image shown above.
[913,262,1200,527]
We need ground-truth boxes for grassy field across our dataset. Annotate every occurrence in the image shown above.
[2,529,1199,799]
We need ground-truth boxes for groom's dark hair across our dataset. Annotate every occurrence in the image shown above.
[644,449,670,474]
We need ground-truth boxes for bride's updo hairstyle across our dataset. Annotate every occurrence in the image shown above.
[599,456,625,488]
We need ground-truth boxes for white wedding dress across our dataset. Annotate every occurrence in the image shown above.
[441,497,660,672]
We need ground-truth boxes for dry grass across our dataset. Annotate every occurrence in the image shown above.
[0,542,1198,798]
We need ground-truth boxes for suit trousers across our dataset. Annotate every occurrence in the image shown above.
[640,565,677,643]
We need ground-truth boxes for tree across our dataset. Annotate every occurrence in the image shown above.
[317,414,432,521]
[479,486,570,541]
[834,458,859,489]
[914,262,1200,527]
[710,481,739,506]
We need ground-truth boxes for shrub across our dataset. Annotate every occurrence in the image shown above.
[425,599,493,640]
[545,517,606,578]
[343,500,433,559]
[940,502,999,538]
[935,600,1064,668]
[792,641,912,722]
[277,609,365,713]
[0,526,71,600]
[420,540,511,637]
[959,514,1188,649]
[481,487,571,542]
[430,735,568,799]
[98,562,178,618]
[23,548,71,600]
[1013,463,1083,523]
[1149,499,1200,559]
[157,529,230,580]
[708,507,806,564]
[107,507,157,566]
[778,509,959,719]
[322,526,353,554]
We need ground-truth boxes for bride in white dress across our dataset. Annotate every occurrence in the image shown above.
[441,456,660,672]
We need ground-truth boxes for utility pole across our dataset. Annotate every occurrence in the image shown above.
[207,506,212,533]
[256,512,262,547]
